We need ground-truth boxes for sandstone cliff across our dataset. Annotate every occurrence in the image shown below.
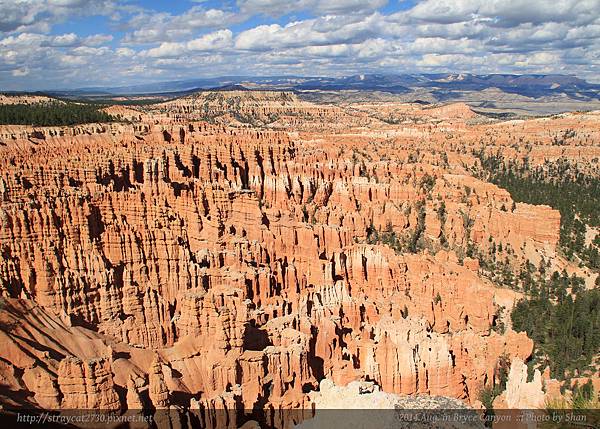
[0,97,577,427]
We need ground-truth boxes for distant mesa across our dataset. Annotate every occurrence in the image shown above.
[210,84,251,92]
[25,73,600,116]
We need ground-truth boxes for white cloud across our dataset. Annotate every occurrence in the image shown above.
[12,67,29,77]
[237,0,387,16]
[116,47,135,57]
[410,37,480,55]
[144,42,186,58]
[409,0,600,27]
[50,33,79,47]
[235,14,381,50]
[83,34,113,46]
[514,51,561,66]
[479,0,600,26]
[122,7,238,44]
[187,30,233,51]
[143,29,233,58]
[409,0,480,25]
[0,0,129,34]
[2,0,600,89]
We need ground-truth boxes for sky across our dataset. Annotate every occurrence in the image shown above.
[1,0,599,90]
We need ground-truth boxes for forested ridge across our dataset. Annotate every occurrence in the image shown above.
[512,275,600,378]
[0,101,117,126]
[476,152,600,269]
[476,151,600,380]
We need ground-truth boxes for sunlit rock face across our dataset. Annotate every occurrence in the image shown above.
[4,93,594,426]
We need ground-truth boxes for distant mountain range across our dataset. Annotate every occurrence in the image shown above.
[50,73,600,102]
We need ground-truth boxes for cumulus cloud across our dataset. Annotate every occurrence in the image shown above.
[236,0,387,17]
[0,0,51,33]
[47,33,79,47]
[235,14,381,50]
[1,0,600,89]
[122,7,238,44]
[40,33,114,48]
[12,67,30,77]
[143,30,233,58]
[409,0,600,27]
[514,51,561,66]
[0,0,128,34]
[409,1,481,25]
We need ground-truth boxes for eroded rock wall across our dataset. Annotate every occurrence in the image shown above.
[0,117,556,425]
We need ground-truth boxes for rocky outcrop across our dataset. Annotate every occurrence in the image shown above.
[493,358,543,410]
[154,91,376,130]
[22,366,61,409]
[0,98,573,425]
[148,358,169,409]
[301,379,483,429]
[57,357,120,410]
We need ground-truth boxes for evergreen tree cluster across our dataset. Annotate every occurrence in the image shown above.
[479,353,511,422]
[366,201,427,254]
[0,101,117,126]
[476,152,600,269]
[512,287,600,379]
[476,151,600,380]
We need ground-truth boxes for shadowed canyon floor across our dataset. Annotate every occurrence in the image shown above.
[0,91,599,427]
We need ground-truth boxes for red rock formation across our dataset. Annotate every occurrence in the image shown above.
[148,358,169,409]
[0,97,578,425]
[57,357,120,409]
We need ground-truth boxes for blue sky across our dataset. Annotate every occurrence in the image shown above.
[0,0,599,90]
